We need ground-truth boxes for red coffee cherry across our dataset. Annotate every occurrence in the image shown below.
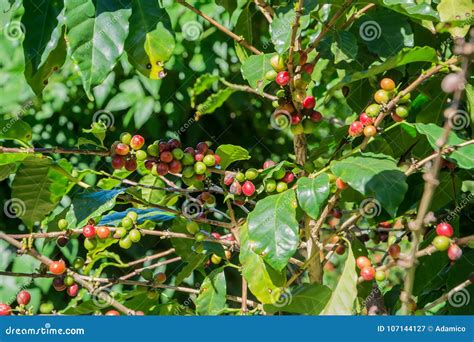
[276,71,290,86]
[310,110,323,122]
[388,244,401,259]
[17,290,31,305]
[242,181,256,197]
[105,310,120,316]
[356,256,372,270]
[359,113,373,126]
[124,159,137,172]
[96,226,110,239]
[82,224,96,238]
[263,160,276,169]
[49,260,66,275]
[130,135,145,150]
[67,284,79,297]
[348,121,364,136]
[335,178,348,190]
[302,96,316,109]
[380,78,396,91]
[282,171,295,184]
[360,266,375,281]
[447,244,462,261]
[436,222,454,238]
[111,155,125,169]
[0,303,12,316]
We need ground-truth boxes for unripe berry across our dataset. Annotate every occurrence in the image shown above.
[374,89,389,104]
[433,235,450,251]
[194,162,207,175]
[211,254,222,264]
[270,54,285,72]
[58,218,68,230]
[96,226,110,239]
[276,71,290,86]
[130,135,145,150]
[245,168,258,180]
[235,172,246,182]
[436,222,454,237]
[242,181,256,197]
[17,290,31,305]
[360,266,375,281]
[186,221,200,235]
[135,150,147,161]
[391,112,404,122]
[302,95,316,109]
[129,229,141,243]
[276,181,288,193]
[203,154,216,167]
[395,105,409,118]
[380,78,395,91]
[265,179,277,193]
[72,257,85,270]
[365,104,381,117]
[147,144,159,157]
[119,236,132,249]
[364,125,377,137]
[447,244,462,261]
[375,270,386,282]
[291,123,304,135]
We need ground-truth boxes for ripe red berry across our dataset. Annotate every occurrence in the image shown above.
[83,224,96,238]
[53,277,67,291]
[331,208,342,218]
[282,171,295,183]
[276,71,290,86]
[111,155,125,169]
[229,181,242,195]
[160,151,173,163]
[194,153,204,162]
[310,110,322,122]
[196,142,209,154]
[263,160,276,169]
[356,256,371,270]
[388,244,401,259]
[17,290,31,305]
[211,232,221,240]
[168,139,181,150]
[361,266,375,281]
[155,272,167,283]
[115,143,129,156]
[447,244,462,261]
[158,141,170,152]
[436,222,454,238]
[156,162,169,176]
[224,172,234,186]
[67,284,79,297]
[242,181,256,197]
[359,113,373,126]
[348,121,364,136]
[302,96,316,109]
[169,160,183,174]
[184,146,195,155]
[130,135,145,150]
[124,159,137,172]
[105,310,120,316]
[96,226,110,239]
[379,221,392,228]
[301,63,314,75]
[144,160,155,170]
[291,114,302,125]
[50,261,66,275]
[0,303,11,316]
[335,177,348,190]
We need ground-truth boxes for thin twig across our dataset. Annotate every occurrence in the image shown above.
[220,79,277,101]
[254,0,274,23]
[0,146,110,156]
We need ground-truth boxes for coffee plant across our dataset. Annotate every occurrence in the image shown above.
[0,0,473,316]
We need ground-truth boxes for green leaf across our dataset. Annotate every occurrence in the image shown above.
[196,88,235,117]
[415,123,474,170]
[125,0,174,78]
[241,53,273,91]
[0,119,32,143]
[333,47,438,89]
[264,284,332,314]
[0,153,28,165]
[447,250,474,314]
[234,2,252,63]
[133,96,154,129]
[215,144,250,170]
[170,217,201,262]
[22,1,67,95]
[270,10,310,54]
[330,153,408,216]
[66,188,125,227]
[239,224,285,304]
[196,267,227,315]
[191,73,219,107]
[321,239,358,315]
[379,0,439,21]
[331,31,358,64]
[64,0,132,99]
[144,22,176,80]
[175,254,206,286]
[247,189,299,272]
[12,157,69,228]
[139,174,166,204]
[437,0,472,37]
[0,164,17,181]
[296,174,330,220]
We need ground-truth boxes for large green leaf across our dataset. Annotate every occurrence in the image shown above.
[247,189,299,271]
[215,144,251,170]
[321,240,358,315]
[239,224,285,304]
[191,73,219,107]
[0,119,32,142]
[437,0,472,37]
[264,283,332,314]
[270,10,310,54]
[196,88,235,117]
[378,0,439,21]
[333,47,438,89]
[416,123,474,170]
[64,0,132,99]
[11,157,69,228]
[175,254,206,286]
[22,1,66,95]
[143,22,175,80]
[296,174,330,220]
[196,267,227,315]
[125,0,174,78]
[241,53,273,91]
[330,153,408,216]
[0,152,28,165]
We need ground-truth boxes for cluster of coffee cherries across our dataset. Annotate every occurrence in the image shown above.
[348,78,412,137]
[432,222,462,261]
[267,53,323,134]
[223,160,295,200]
[355,256,380,282]
[49,259,81,297]
[0,290,32,316]
[111,134,146,171]
[145,140,221,184]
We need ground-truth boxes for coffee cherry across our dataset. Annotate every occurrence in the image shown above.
[265,70,277,81]
[169,160,183,174]
[196,142,209,154]
[245,168,258,180]
[97,226,110,239]
[364,125,377,137]
[335,177,348,190]
[399,92,411,104]
[154,272,166,283]
[160,151,173,163]
[276,71,290,86]
[395,105,409,118]
[120,132,132,145]
[235,172,246,182]
[263,160,276,169]
[302,96,316,109]
[375,270,386,282]
[242,181,256,197]
[301,63,314,75]
[211,254,222,265]
[309,110,322,123]
[72,257,84,270]
[115,143,130,156]
[0,303,12,316]
[359,113,373,126]
[39,302,54,314]
[125,159,137,172]
[129,229,141,243]
[195,232,205,242]
[265,179,277,193]
[391,112,404,122]
[115,227,127,238]
[441,73,461,93]
[181,153,194,167]
[331,208,342,218]
[155,162,169,176]
[186,221,200,235]
[380,78,396,91]
[374,89,389,104]
[229,181,242,195]
[119,236,132,249]
[360,266,375,281]
[192,161,205,175]
[130,135,145,150]
[348,121,364,136]
[388,244,401,259]
[356,256,371,270]
[270,54,285,72]
[433,235,450,251]
[135,150,147,161]
[50,260,66,275]
[365,104,381,117]
[203,154,216,167]
[53,277,67,291]
[276,181,288,193]
[448,244,462,261]
[291,114,302,125]
[17,290,31,305]
[282,171,295,183]
[195,174,206,182]
[105,310,120,316]
[83,224,96,238]
[436,222,454,237]
[171,148,184,161]
[168,139,181,150]
[56,235,69,247]
[273,168,286,180]
[85,237,97,250]
[127,211,137,222]
[67,284,79,297]
[64,275,75,286]
[379,221,392,228]
[58,218,68,230]
[147,144,159,157]
[194,153,204,162]
[223,172,234,186]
